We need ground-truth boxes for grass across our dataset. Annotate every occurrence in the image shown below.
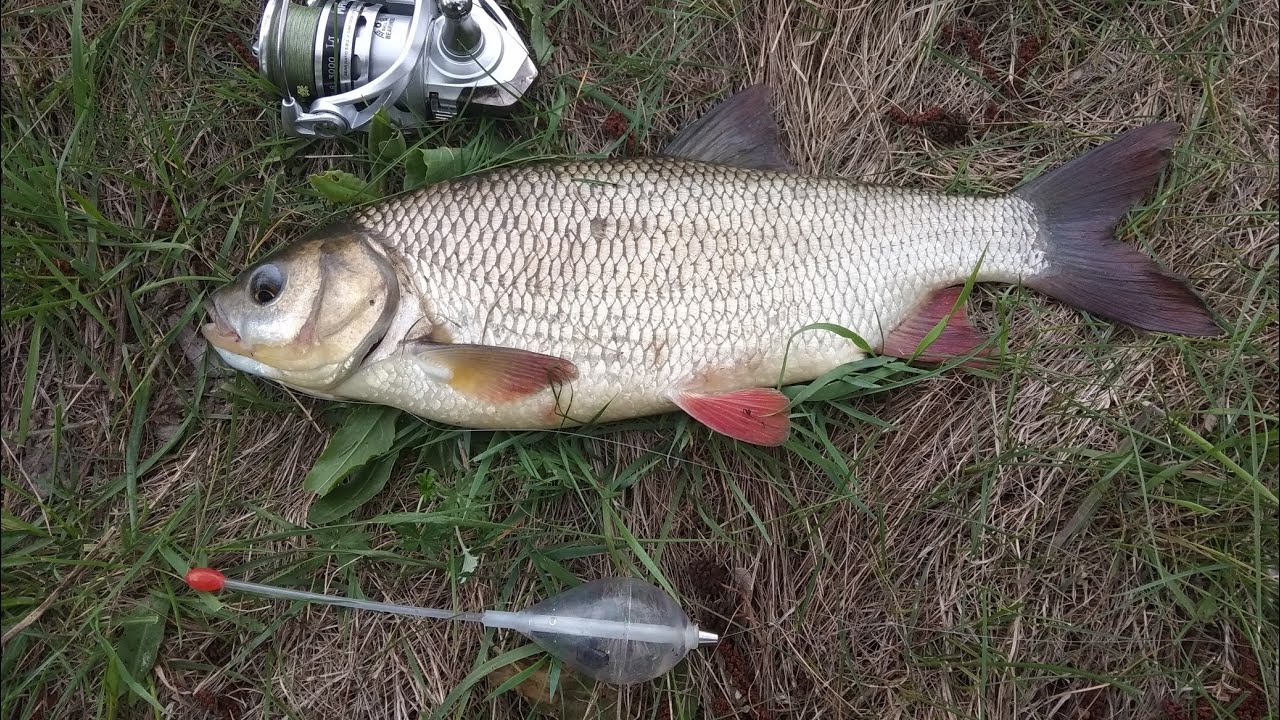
[2,0,1277,718]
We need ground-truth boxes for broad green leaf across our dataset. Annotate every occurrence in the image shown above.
[113,596,167,705]
[309,169,381,205]
[368,109,406,165]
[1,633,28,680]
[511,0,555,64]
[303,406,400,496]
[368,109,407,190]
[404,147,466,192]
[308,450,399,524]
[376,136,408,186]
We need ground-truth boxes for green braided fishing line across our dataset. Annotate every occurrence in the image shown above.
[282,3,322,98]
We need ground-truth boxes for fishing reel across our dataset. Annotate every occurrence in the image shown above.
[253,0,539,137]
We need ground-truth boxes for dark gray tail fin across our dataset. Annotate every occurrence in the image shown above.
[1016,123,1221,336]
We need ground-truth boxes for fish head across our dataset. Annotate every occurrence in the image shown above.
[201,224,400,392]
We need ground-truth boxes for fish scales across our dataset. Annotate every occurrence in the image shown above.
[341,158,1044,429]
[202,87,1219,445]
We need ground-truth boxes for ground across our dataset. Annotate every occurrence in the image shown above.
[1,1,1277,719]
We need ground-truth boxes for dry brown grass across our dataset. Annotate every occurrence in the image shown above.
[2,0,1277,719]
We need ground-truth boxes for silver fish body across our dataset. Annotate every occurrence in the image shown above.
[340,159,1042,428]
[203,85,1219,445]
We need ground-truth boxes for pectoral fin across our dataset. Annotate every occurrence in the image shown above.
[670,387,791,446]
[410,342,578,404]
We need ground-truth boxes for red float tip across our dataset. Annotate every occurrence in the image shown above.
[185,567,226,592]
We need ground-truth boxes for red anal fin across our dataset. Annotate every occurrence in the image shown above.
[879,286,993,367]
[412,342,578,404]
[671,387,791,446]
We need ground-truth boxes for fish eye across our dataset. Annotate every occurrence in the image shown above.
[249,264,285,305]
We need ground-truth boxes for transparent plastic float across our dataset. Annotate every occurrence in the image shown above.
[185,567,718,684]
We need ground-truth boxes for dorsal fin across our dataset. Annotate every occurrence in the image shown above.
[660,84,792,171]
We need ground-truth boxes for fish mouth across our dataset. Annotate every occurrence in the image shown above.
[200,297,248,355]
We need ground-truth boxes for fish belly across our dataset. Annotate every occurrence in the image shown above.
[338,159,1046,429]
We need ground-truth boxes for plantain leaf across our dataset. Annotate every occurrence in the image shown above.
[368,109,405,164]
[308,450,399,524]
[2,633,29,683]
[368,109,407,192]
[511,0,555,64]
[309,169,381,205]
[404,147,466,191]
[112,595,167,705]
[303,406,400,496]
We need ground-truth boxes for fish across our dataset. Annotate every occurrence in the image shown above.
[201,85,1221,446]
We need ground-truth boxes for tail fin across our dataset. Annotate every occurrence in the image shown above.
[1016,123,1221,336]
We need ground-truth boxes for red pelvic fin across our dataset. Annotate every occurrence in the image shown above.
[879,286,993,367]
[671,387,791,446]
